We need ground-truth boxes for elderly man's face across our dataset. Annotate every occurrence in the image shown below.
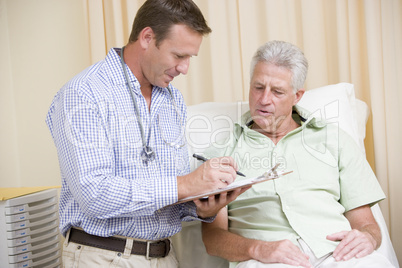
[249,62,304,134]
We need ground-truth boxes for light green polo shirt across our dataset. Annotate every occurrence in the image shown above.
[205,105,385,261]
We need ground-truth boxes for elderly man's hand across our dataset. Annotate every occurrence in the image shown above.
[327,229,377,261]
[251,239,312,268]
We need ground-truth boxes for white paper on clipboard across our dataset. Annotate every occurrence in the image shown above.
[174,164,292,204]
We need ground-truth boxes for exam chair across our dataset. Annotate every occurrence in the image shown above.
[171,83,399,268]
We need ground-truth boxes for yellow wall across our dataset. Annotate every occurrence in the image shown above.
[0,0,91,187]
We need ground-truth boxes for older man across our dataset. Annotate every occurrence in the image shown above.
[202,41,394,268]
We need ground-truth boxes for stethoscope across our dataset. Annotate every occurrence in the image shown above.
[120,46,185,164]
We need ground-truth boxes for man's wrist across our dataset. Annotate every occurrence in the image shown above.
[182,201,216,222]
[360,226,381,250]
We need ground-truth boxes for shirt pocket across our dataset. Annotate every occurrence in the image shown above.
[291,152,340,187]
[156,101,185,149]
[119,116,143,167]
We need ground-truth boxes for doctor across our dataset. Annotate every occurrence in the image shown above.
[46,0,246,267]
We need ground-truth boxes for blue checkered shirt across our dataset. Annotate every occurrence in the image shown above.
[46,48,199,240]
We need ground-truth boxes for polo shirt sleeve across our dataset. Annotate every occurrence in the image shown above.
[338,130,386,212]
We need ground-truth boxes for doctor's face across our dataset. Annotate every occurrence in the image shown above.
[143,24,203,88]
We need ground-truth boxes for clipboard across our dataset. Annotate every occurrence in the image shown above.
[175,163,292,204]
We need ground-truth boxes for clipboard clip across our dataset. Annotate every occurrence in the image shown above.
[259,163,292,181]
[261,163,280,179]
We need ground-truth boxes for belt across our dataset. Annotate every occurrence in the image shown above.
[68,228,170,259]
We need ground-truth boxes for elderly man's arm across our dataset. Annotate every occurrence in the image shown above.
[202,207,312,268]
[327,204,381,261]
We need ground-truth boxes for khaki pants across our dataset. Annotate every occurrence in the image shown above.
[62,230,179,268]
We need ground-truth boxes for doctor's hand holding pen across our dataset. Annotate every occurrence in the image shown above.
[176,154,250,218]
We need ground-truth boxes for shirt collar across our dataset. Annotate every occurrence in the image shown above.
[105,47,169,97]
[104,48,134,87]
[294,105,328,128]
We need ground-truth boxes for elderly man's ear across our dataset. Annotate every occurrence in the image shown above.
[294,88,305,105]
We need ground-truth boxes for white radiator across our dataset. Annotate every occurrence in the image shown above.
[0,189,61,268]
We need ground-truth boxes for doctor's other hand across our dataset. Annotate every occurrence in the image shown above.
[194,187,251,218]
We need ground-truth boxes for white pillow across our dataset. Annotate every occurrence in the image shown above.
[297,83,365,152]
[354,99,369,149]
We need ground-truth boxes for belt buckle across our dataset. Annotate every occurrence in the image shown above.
[146,241,154,260]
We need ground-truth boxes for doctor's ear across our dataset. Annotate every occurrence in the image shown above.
[139,27,155,49]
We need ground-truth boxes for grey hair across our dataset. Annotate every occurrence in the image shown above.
[250,40,308,93]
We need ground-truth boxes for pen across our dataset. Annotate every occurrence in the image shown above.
[192,153,246,177]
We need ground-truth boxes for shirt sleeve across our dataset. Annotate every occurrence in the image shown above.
[338,130,386,211]
[180,201,216,223]
[47,86,178,220]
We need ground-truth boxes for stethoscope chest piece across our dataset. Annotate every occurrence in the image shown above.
[141,146,155,163]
